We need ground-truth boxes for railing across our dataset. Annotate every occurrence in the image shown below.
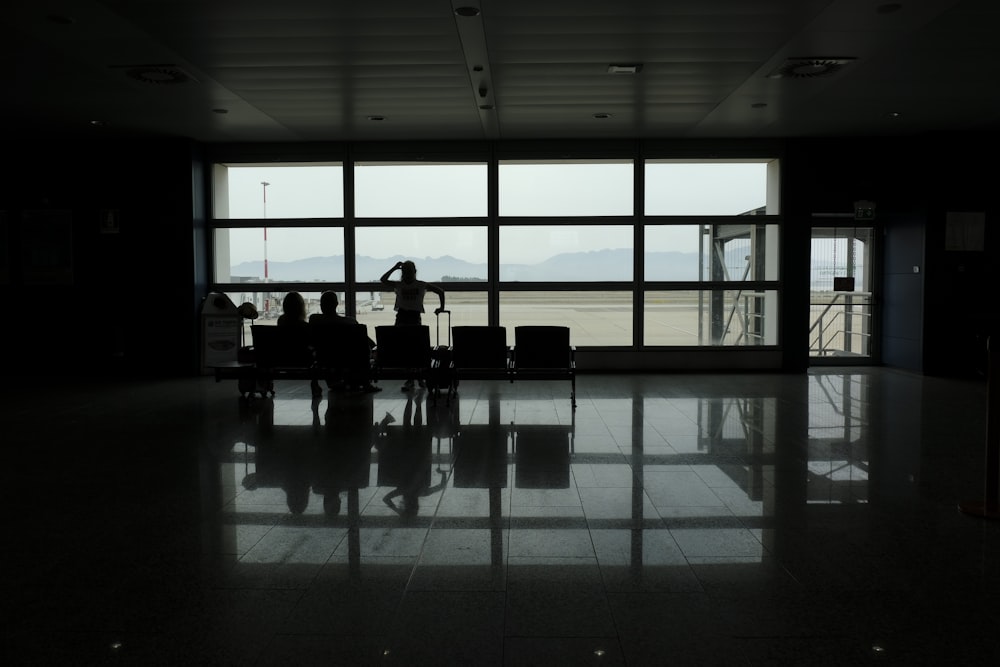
[809,292,873,357]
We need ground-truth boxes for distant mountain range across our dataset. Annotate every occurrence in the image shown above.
[231,249,705,282]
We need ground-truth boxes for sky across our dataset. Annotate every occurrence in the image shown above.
[219,162,770,266]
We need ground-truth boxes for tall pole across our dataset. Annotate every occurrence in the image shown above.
[261,181,270,283]
[261,181,270,317]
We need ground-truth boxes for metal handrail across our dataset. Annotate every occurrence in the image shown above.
[809,291,873,356]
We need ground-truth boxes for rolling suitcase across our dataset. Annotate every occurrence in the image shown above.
[428,310,455,401]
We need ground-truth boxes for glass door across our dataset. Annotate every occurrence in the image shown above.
[809,226,876,362]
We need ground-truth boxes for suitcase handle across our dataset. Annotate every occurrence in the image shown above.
[435,309,451,347]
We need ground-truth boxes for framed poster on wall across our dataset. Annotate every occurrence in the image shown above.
[22,209,73,285]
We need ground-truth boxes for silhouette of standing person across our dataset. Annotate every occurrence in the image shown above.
[380,260,445,391]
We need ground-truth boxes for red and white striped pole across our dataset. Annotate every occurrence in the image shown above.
[261,181,270,283]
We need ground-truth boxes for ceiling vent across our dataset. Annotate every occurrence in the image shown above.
[767,57,855,79]
[117,64,198,85]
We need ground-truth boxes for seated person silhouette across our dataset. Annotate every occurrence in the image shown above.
[308,290,379,394]
[276,290,309,328]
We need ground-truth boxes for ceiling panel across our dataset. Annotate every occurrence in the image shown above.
[3,0,997,142]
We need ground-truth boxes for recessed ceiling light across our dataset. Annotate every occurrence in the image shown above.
[89,120,107,127]
[887,111,903,119]
[455,6,480,17]
[767,58,855,79]
[607,64,643,74]
[118,64,197,85]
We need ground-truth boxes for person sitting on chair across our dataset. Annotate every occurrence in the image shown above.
[277,291,309,328]
[274,291,320,395]
[309,290,379,393]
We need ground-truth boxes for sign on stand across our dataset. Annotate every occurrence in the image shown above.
[201,292,241,373]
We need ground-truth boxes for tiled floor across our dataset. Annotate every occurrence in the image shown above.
[3,368,999,666]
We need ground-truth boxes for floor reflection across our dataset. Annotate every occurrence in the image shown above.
[6,369,997,664]
[217,374,884,577]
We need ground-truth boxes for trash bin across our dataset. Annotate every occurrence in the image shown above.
[200,292,241,374]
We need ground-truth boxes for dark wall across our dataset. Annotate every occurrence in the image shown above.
[882,213,925,371]
[919,132,998,378]
[1,135,205,377]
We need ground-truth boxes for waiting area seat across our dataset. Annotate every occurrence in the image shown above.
[374,325,435,390]
[511,325,576,408]
[249,324,316,397]
[445,325,512,399]
[311,321,375,390]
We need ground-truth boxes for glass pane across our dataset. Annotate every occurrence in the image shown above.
[355,163,487,218]
[810,228,873,291]
[358,290,488,329]
[645,224,779,282]
[645,161,768,216]
[644,225,705,281]
[500,226,633,281]
[214,164,344,219]
[355,227,488,282]
[644,290,778,346]
[499,161,633,216]
[215,228,345,282]
[499,291,633,346]
[810,227,873,358]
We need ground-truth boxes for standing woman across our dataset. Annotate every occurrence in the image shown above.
[380,260,445,326]
[380,260,446,390]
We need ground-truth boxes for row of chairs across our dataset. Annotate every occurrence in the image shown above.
[247,323,576,407]
[445,325,576,408]
[249,323,373,398]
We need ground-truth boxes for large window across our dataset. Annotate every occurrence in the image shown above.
[209,152,781,357]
